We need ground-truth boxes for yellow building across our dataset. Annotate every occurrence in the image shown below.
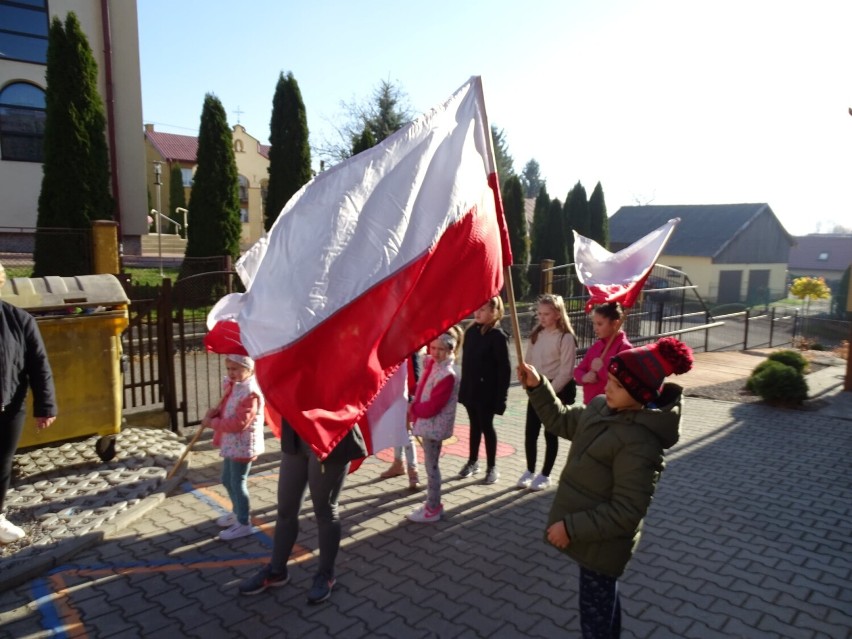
[0,0,147,252]
[143,124,270,250]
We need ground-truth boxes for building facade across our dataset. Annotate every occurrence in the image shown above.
[0,0,147,253]
[144,124,270,251]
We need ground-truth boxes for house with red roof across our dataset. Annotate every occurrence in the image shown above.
[144,123,270,251]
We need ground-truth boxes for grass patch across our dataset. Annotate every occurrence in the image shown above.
[123,267,180,286]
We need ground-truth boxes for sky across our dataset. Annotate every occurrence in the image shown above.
[137,0,852,238]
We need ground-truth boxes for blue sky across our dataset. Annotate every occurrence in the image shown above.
[137,0,852,237]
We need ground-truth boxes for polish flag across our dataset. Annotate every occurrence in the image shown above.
[573,218,680,312]
[208,77,511,460]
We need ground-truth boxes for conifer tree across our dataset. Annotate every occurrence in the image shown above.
[265,72,312,230]
[168,164,187,236]
[502,175,530,297]
[183,94,241,268]
[491,125,514,183]
[588,181,609,248]
[34,13,113,276]
[530,185,550,264]
[351,125,376,155]
[543,197,569,266]
[564,181,589,239]
[520,159,545,198]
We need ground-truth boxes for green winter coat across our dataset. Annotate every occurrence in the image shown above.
[527,377,683,578]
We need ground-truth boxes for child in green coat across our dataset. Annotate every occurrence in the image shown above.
[517,336,693,638]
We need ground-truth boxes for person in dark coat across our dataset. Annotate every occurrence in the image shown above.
[0,262,57,544]
[238,418,367,604]
[518,336,693,638]
[457,297,511,485]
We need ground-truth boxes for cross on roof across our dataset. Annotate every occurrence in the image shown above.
[233,105,244,124]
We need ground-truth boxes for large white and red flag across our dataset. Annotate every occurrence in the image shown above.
[573,218,679,312]
[207,76,511,460]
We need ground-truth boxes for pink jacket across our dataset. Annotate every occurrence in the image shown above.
[574,331,633,404]
[210,376,265,461]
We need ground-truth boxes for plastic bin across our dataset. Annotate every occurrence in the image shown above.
[0,274,130,461]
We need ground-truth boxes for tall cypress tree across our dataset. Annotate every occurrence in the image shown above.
[543,197,568,266]
[183,94,241,266]
[168,164,187,236]
[491,125,514,183]
[502,174,530,298]
[265,72,311,230]
[351,125,376,155]
[34,13,113,276]
[530,185,550,264]
[588,181,609,248]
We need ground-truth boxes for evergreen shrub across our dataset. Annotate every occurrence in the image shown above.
[767,349,808,374]
[746,360,808,405]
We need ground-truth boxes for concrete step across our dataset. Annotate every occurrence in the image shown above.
[140,234,186,256]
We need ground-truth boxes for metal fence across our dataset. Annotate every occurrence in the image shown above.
[0,226,92,274]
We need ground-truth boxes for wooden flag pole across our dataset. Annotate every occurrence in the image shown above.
[167,425,206,480]
[504,265,525,366]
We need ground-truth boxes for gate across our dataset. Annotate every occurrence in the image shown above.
[123,271,242,431]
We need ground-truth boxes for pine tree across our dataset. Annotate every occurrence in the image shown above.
[588,181,609,248]
[502,175,530,297]
[351,125,376,155]
[34,13,113,276]
[491,125,514,183]
[520,159,545,197]
[168,164,187,237]
[183,94,241,267]
[530,185,550,264]
[265,72,311,230]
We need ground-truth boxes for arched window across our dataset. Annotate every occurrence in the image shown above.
[234,139,244,153]
[238,175,249,202]
[0,82,46,162]
[0,0,49,64]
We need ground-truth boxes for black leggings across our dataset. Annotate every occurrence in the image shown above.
[465,405,497,469]
[0,400,26,514]
[270,445,350,578]
[524,400,558,476]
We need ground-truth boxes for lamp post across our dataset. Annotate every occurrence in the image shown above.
[153,161,163,277]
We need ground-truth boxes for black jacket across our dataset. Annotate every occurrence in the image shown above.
[1,301,57,416]
[458,323,511,415]
[279,419,367,464]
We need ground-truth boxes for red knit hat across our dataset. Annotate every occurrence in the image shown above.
[608,337,694,405]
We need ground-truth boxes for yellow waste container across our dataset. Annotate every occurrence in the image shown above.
[0,274,130,461]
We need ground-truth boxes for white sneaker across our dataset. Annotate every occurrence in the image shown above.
[219,522,254,540]
[0,514,25,544]
[517,470,534,489]
[216,513,237,528]
[529,474,551,491]
[407,503,443,523]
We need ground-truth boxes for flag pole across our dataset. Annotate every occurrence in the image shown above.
[504,265,525,365]
[167,425,206,480]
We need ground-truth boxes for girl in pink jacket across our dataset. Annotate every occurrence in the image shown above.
[406,330,461,524]
[202,354,266,541]
[574,302,633,404]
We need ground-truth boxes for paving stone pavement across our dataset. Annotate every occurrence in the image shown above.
[0,363,850,638]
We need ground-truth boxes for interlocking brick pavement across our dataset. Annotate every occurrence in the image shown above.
[1,376,850,638]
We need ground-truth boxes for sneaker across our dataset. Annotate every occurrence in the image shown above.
[458,461,480,478]
[529,474,552,491]
[407,503,443,523]
[408,466,420,490]
[0,514,25,544]
[215,513,237,528]
[239,565,290,596]
[219,522,254,540]
[306,572,336,605]
[517,470,535,489]
[484,467,500,485]
[380,460,405,479]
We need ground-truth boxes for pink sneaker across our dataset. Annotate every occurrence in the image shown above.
[407,503,442,523]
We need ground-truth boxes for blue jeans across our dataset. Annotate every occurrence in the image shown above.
[221,459,252,525]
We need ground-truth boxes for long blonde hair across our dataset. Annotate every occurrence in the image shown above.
[530,294,576,344]
[478,296,504,334]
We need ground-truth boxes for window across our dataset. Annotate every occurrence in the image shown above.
[234,139,244,153]
[0,0,49,64]
[181,167,193,187]
[0,81,46,162]
[240,207,249,223]
[238,175,249,202]
[817,252,829,261]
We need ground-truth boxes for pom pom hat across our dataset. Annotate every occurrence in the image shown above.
[608,337,694,405]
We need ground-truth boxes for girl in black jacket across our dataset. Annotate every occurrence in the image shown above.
[457,297,511,484]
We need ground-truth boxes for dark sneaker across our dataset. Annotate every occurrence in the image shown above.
[306,572,336,605]
[239,565,290,596]
[458,461,480,478]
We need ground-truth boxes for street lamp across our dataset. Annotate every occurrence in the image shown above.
[153,161,163,277]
